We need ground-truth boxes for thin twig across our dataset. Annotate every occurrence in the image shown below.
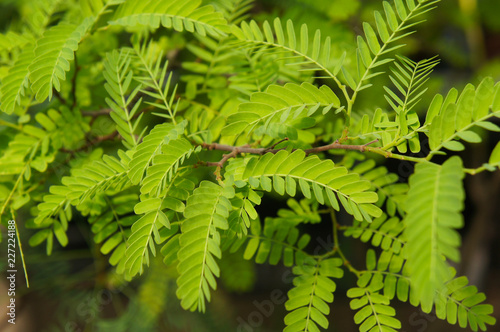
[60,131,118,155]
[264,137,289,152]
[71,53,79,108]
[53,89,68,106]
[200,138,429,167]
[81,108,113,117]
[201,139,380,156]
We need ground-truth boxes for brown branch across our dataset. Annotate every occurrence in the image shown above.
[71,53,79,108]
[60,131,118,155]
[53,89,68,106]
[201,139,379,157]
[81,108,112,117]
[264,138,289,152]
[304,139,379,154]
[200,139,380,179]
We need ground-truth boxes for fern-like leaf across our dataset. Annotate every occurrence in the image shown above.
[140,138,198,196]
[347,287,401,332]
[240,217,311,266]
[35,151,131,224]
[125,172,195,277]
[284,257,343,332]
[344,213,405,254]
[275,198,322,224]
[427,77,500,157]
[404,156,465,311]
[176,181,234,312]
[348,249,402,332]
[235,150,382,222]
[360,250,496,331]
[103,49,144,149]
[222,82,340,139]
[128,121,187,185]
[384,55,439,114]
[231,17,342,82]
[0,43,35,114]
[89,194,138,269]
[28,17,95,102]
[383,55,439,153]
[223,186,261,241]
[343,0,439,93]
[123,201,174,277]
[109,0,228,37]
[213,0,254,25]
[133,42,179,121]
[0,31,31,53]
[0,107,90,178]
[352,159,408,217]
[435,273,497,331]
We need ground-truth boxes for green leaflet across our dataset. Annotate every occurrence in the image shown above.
[128,121,188,186]
[382,56,439,153]
[133,42,178,121]
[109,0,228,37]
[435,272,497,331]
[348,250,403,332]
[140,138,199,196]
[176,181,234,312]
[28,151,130,255]
[344,213,405,254]
[353,159,408,217]
[231,17,340,80]
[222,82,340,139]
[0,43,35,114]
[103,49,144,149]
[404,156,465,312]
[232,216,312,267]
[35,151,131,225]
[284,258,343,332]
[237,150,382,221]
[427,77,500,156]
[88,194,138,269]
[342,0,440,93]
[123,208,167,277]
[0,107,89,176]
[29,17,96,102]
[347,287,401,332]
[125,173,195,277]
[358,250,496,331]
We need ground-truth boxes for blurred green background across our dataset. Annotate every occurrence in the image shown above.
[1,0,499,331]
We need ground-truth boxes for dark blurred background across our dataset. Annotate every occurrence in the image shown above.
[1,0,500,331]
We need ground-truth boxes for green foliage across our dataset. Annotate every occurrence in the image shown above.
[344,213,405,253]
[284,257,343,332]
[223,82,341,139]
[235,150,383,221]
[231,17,340,79]
[239,216,311,266]
[29,17,95,102]
[0,44,35,114]
[0,0,497,331]
[103,49,144,149]
[404,156,465,311]
[176,181,234,312]
[109,0,228,37]
[351,249,496,331]
[426,77,500,157]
